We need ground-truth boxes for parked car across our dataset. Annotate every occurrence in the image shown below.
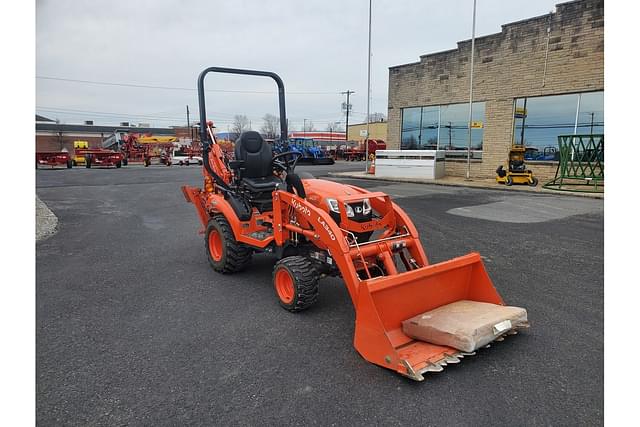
[172,150,203,166]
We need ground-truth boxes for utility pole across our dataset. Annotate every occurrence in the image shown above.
[186,105,191,142]
[365,0,372,173]
[341,90,355,141]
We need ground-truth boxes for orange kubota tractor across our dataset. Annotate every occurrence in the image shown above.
[182,67,527,381]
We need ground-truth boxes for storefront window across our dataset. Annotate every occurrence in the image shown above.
[514,91,604,161]
[420,106,439,149]
[401,107,421,149]
[400,102,485,156]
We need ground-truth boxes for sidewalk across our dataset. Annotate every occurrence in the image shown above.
[327,171,604,199]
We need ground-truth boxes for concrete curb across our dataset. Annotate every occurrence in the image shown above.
[327,172,605,200]
[36,195,58,241]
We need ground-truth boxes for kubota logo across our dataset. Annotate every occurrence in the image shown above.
[291,199,311,217]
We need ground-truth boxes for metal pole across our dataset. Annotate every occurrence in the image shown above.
[466,0,477,180]
[573,93,581,135]
[436,106,441,150]
[571,93,581,161]
[186,105,191,143]
[342,90,355,141]
[520,98,527,145]
[365,0,372,173]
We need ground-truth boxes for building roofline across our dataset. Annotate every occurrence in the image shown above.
[347,121,387,127]
[389,0,593,71]
[35,123,176,135]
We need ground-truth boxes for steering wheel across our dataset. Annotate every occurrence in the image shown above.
[272,151,303,173]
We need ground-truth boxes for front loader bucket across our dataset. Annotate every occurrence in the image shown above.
[353,252,507,381]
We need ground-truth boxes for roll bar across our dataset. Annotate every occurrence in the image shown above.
[197,67,288,190]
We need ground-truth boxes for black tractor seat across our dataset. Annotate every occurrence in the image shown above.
[242,175,282,193]
[233,131,282,211]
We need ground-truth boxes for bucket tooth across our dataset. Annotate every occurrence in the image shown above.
[425,363,444,372]
[400,359,424,381]
[443,354,461,364]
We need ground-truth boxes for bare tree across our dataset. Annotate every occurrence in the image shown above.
[231,114,251,139]
[303,120,315,132]
[368,112,386,122]
[260,114,279,139]
[326,121,344,132]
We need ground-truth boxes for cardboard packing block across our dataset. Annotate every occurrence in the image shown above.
[402,300,529,353]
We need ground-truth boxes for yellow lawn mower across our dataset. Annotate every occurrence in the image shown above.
[496,145,538,187]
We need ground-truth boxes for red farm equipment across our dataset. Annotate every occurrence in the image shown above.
[182,67,529,381]
[71,140,124,168]
[36,151,73,169]
[341,139,386,161]
[102,131,177,166]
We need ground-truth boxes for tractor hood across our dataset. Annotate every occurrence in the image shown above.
[301,178,367,211]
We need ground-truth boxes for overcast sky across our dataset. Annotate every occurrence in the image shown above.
[36,0,560,131]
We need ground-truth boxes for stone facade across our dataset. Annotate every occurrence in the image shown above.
[347,121,388,141]
[387,0,604,179]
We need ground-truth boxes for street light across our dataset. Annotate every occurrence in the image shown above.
[365,0,372,173]
[466,0,477,181]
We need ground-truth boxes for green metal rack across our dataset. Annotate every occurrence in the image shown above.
[543,134,604,193]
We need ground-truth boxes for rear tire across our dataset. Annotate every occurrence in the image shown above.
[67,159,73,169]
[205,216,252,274]
[505,175,512,186]
[85,156,92,168]
[116,161,122,168]
[273,256,319,312]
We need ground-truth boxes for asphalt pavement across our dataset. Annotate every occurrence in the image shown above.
[36,161,604,426]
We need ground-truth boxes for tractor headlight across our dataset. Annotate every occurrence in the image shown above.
[362,199,372,215]
[327,198,355,217]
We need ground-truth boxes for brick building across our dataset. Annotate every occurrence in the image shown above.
[347,121,388,142]
[386,0,604,181]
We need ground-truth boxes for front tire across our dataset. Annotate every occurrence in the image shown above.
[67,159,73,169]
[529,177,539,187]
[205,216,252,274]
[505,175,513,186]
[273,256,319,312]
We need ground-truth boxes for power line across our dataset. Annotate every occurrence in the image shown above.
[36,76,341,95]
[36,106,349,126]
